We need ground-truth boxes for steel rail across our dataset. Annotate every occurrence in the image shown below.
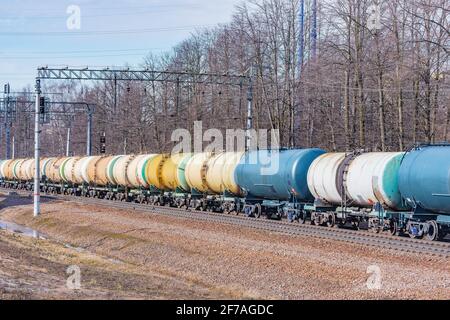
[1,187,449,258]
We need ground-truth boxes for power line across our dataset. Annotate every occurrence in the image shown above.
[0,25,214,37]
[0,52,165,60]
[1,48,167,54]
[0,3,204,15]
[0,6,202,20]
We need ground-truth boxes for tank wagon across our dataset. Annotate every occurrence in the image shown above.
[305,152,406,230]
[393,144,450,240]
[1,144,449,241]
[234,149,326,219]
[184,151,245,212]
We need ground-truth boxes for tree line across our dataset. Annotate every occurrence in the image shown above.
[6,0,449,158]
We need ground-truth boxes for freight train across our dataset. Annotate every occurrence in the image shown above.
[0,144,449,241]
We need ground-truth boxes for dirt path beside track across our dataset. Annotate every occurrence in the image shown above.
[0,194,449,300]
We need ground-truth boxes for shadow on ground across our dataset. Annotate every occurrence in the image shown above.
[0,193,56,211]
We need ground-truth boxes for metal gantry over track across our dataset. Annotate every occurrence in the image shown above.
[32,66,254,216]
[0,98,94,158]
[37,67,248,85]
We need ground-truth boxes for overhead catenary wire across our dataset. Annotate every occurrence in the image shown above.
[2,48,168,54]
[0,52,167,60]
[0,6,202,20]
[0,25,215,37]
[0,3,205,15]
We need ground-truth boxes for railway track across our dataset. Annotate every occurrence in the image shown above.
[1,187,450,258]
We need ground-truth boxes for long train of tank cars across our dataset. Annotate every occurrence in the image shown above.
[0,144,449,241]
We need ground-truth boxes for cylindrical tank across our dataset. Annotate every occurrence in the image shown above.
[12,159,26,180]
[161,154,195,191]
[205,152,244,195]
[47,157,69,183]
[159,155,177,191]
[399,145,450,214]
[307,153,346,204]
[126,154,157,188]
[0,160,8,179]
[176,154,193,192]
[14,159,28,181]
[346,152,405,209]
[106,155,123,185]
[81,156,103,184]
[109,155,135,187]
[72,157,88,184]
[14,159,25,180]
[136,154,157,188]
[185,152,215,193]
[92,156,115,186]
[146,154,170,190]
[20,159,35,181]
[3,159,18,180]
[0,160,4,179]
[40,158,56,180]
[60,157,80,183]
[2,159,12,180]
[24,159,36,181]
[235,149,326,201]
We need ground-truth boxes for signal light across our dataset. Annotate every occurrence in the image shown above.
[100,133,106,154]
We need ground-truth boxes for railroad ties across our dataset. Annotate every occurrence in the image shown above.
[1,187,449,259]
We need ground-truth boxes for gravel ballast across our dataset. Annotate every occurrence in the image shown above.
[1,195,449,300]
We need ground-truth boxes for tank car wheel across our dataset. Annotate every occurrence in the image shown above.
[178,202,187,210]
[311,214,320,226]
[234,203,241,216]
[326,214,335,228]
[425,221,439,241]
[254,204,262,219]
[298,212,307,225]
[389,220,399,236]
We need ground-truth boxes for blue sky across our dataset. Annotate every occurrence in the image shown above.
[0,0,243,90]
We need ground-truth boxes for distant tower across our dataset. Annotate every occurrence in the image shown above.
[298,0,305,75]
[299,0,318,72]
[311,0,317,59]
